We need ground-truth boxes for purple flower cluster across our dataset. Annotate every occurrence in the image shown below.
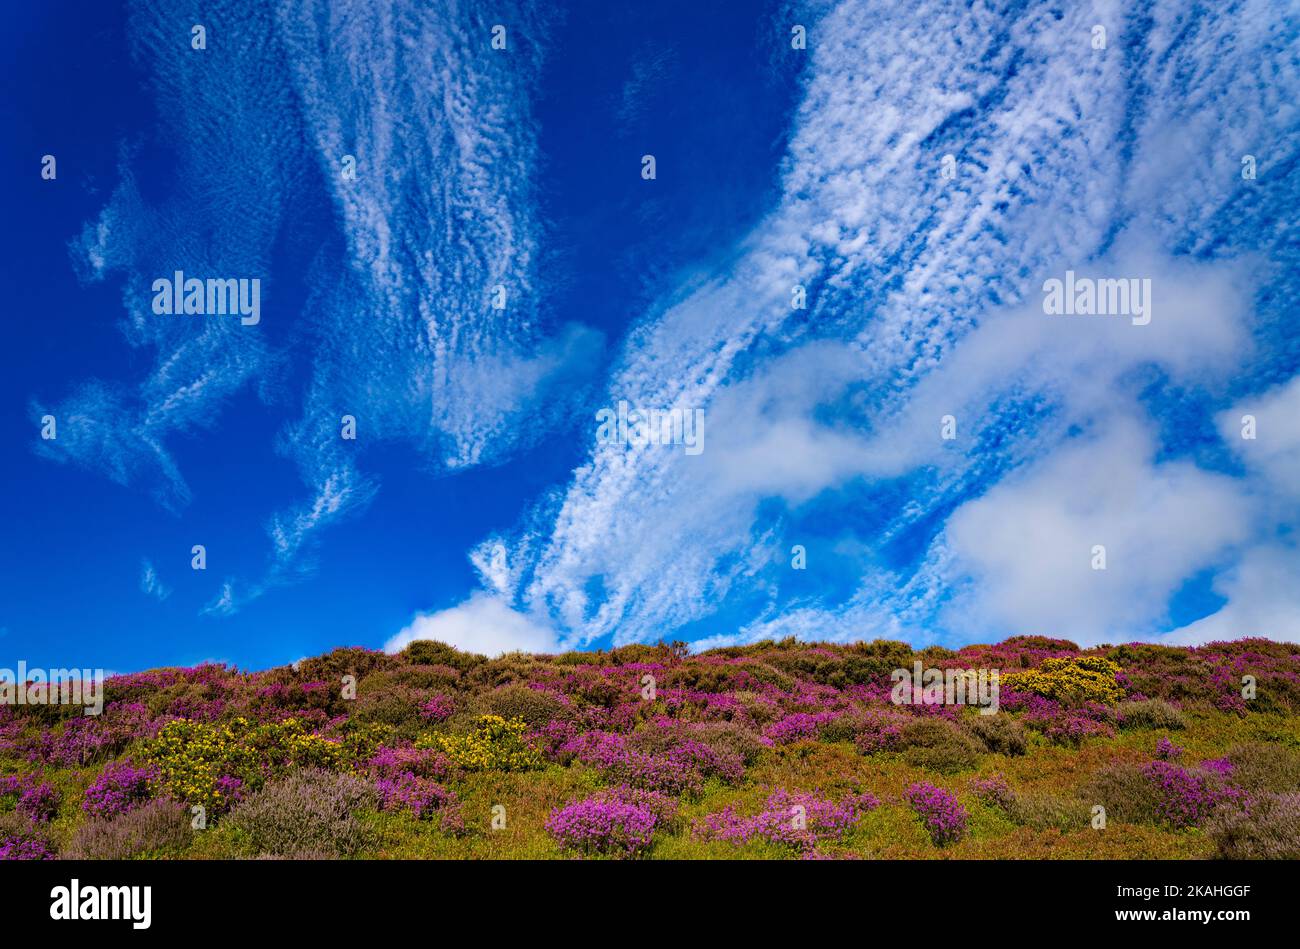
[82,761,157,820]
[561,731,742,796]
[0,774,60,823]
[374,770,458,822]
[418,694,455,723]
[694,788,878,855]
[968,773,1014,810]
[0,832,56,860]
[546,786,676,857]
[854,710,906,754]
[1199,756,1234,777]
[763,712,835,744]
[906,782,968,846]
[1155,737,1184,760]
[367,745,453,781]
[1143,761,1244,828]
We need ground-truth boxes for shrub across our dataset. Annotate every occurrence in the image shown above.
[417,715,542,772]
[227,769,376,859]
[547,786,676,857]
[905,782,968,846]
[1080,762,1164,825]
[898,718,981,774]
[1206,794,1300,859]
[475,684,569,728]
[400,640,485,673]
[66,798,194,859]
[418,694,455,723]
[83,762,156,819]
[693,788,878,856]
[969,773,1014,810]
[1002,656,1124,705]
[682,721,767,766]
[1006,793,1091,831]
[963,714,1028,756]
[0,812,55,860]
[142,717,345,811]
[1155,737,1183,760]
[1224,743,1300,796]
[0,774,60,823]
[854,710,906,755]
[1118,699,1187,731]
[1143,761,1245,829]
[763,712,835,745]
[374,770,461,830]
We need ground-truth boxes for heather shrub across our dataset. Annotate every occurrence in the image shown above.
[66,798,193,859]
[83,761,157,819]
[1006,793,1091,831]
[373,770,463,831]
[227,768,376,858]
[817,713,863,744]
[963,714,1028,756]
[1206,793,1300,859]
[475,683,570,728]
[682,721,767,765]
[547,786,676,857]
[399,640,485,673]
[1002,656,1124,705]
[1118,699,1187,731]
[854,709,906,755]
[898,718,981,774]
[1143,761,1244,828]
[418,694,455,723]
[1080,762,1163,825]
[763,711,835,745]
[968,773,1014,810]
[0,774,60,823]
[905,782,968,846]
[349,682,428,731]
[1155,737,1183,760]
[293,647,394,687]
[693,788,878,856]
[1223,742,1300,795]
[0,811,56,860]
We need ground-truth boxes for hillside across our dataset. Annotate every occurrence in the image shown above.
[3,635,1300,859]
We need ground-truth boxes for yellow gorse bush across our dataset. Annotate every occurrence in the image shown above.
[142,717,346,810]
[416,714,542,771]
[1002,656,1124,705]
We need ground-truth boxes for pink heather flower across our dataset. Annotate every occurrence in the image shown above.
[418,695,455,723]
[1155,737,1184,760]
[906,782,968,847]
[82,761,157,820]
[547,788,668,857]
[694,789,878,855]
[1143,761,1245,829]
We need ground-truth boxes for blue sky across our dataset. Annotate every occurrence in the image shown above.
[2,0,1298,672]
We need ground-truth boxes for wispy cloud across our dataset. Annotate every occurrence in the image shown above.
[139,559,171,602]
[480,0,1300,648]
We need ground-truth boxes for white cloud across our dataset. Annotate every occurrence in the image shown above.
[385,591,561,657]
[939,417,1252,643]
[1161,544,1300,644]
[483,0,1296,651]
[139,559,171,602]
